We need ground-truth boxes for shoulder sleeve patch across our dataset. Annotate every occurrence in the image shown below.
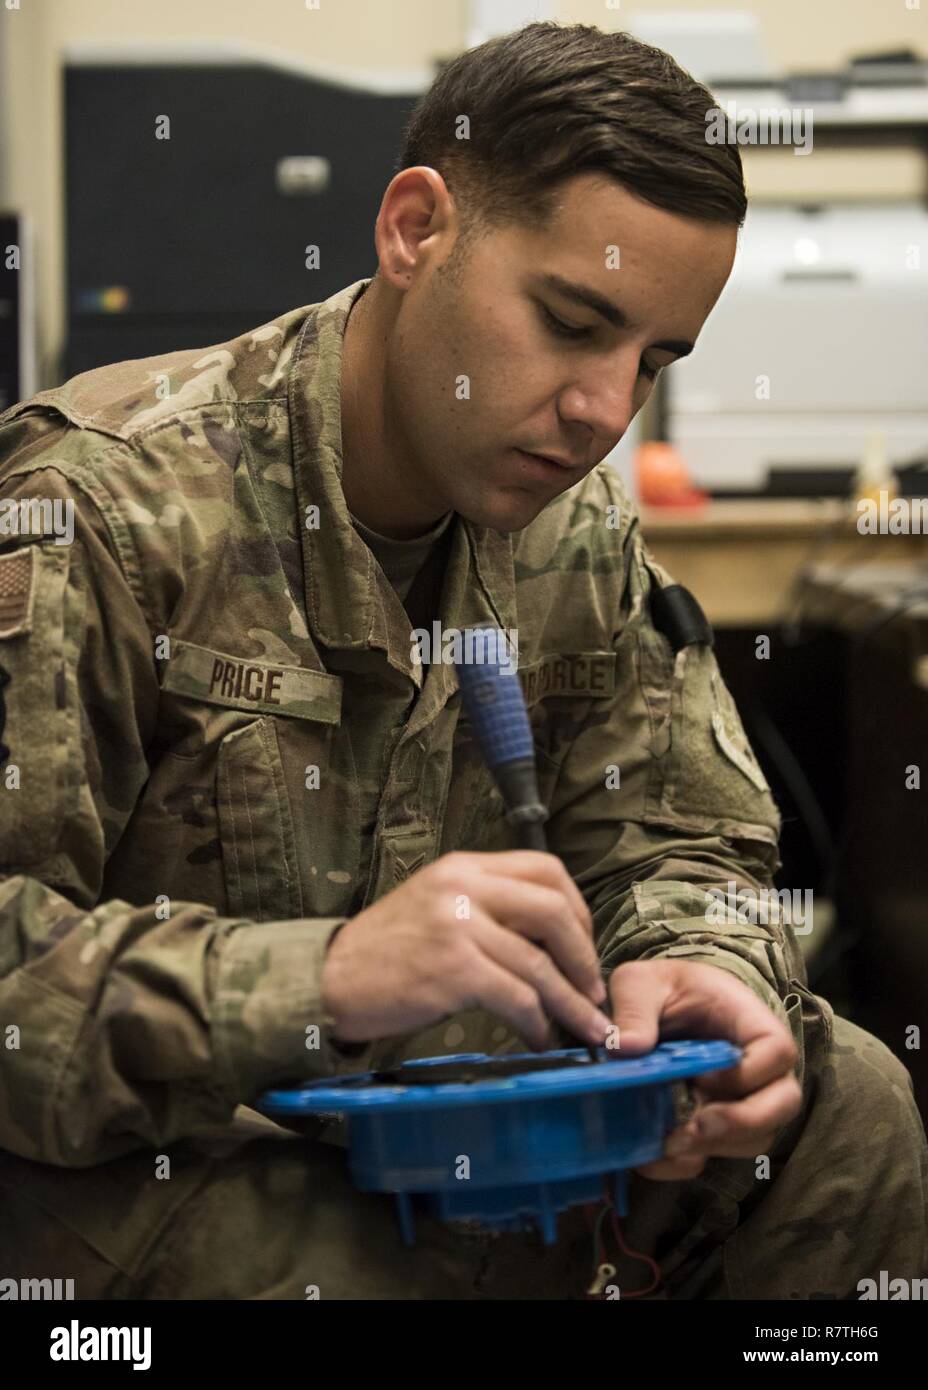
[0,547,37,639]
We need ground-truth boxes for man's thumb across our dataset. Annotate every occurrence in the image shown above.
[605,963,667,1056]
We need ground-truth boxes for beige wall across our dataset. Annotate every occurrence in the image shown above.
[1,0,926,383]
[624,0,927,69]
[1,0,463,379]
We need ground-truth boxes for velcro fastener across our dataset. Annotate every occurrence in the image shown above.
[649,583,713,652]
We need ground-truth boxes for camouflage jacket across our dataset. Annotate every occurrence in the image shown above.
[0,278,805,1169]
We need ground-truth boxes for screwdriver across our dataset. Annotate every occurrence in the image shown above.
[453,628,602,1062]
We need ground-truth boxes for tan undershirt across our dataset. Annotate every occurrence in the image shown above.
[349,508,455,605]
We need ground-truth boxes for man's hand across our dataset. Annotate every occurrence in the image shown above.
[607,960,802,1181]
[320,850,612,1049]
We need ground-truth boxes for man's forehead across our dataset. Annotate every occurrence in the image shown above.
[539,173,736,251]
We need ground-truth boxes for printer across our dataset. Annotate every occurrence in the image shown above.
[665,201,928,493]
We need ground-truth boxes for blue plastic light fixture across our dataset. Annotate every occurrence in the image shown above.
[258,1040,740,1246]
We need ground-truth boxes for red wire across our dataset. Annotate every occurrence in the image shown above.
[584,1175,663,1299]
[608,1208,662,1297]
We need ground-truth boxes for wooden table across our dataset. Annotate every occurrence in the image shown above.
[641,499,927,627]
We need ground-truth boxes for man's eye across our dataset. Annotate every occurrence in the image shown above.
[540,305,593,340]
[540,304,665,379]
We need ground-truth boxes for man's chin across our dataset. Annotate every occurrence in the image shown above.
[458,487,556,535]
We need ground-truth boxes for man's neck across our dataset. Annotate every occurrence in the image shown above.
[339,279,451,540]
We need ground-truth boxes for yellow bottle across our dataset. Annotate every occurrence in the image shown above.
[854,431,896,508]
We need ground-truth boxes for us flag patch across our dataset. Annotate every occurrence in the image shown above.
[0,547,37,638]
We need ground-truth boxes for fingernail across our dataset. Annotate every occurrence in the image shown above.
[698,1112,727,1140]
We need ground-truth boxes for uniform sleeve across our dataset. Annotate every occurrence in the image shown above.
[543,509,807,1026]
[0,455,359,1169]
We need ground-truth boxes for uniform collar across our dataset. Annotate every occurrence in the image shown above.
[287,278,517,688]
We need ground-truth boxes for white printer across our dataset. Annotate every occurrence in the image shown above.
[666,202,928,491]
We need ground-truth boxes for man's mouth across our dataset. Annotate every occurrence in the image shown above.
[514,448,582,473]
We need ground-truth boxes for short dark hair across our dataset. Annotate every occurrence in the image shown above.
[396,20,746,268]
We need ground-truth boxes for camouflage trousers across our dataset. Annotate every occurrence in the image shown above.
[2,984,926,1299]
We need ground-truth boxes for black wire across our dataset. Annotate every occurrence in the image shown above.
[748,709,836,889]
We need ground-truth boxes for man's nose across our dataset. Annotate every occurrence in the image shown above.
[557,354,640,446]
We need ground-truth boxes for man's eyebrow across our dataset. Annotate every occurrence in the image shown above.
[537,273,694,357]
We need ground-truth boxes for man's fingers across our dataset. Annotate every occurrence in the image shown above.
[610,960,798,1083]
[661,1073,803,1160]
[634,1154,708,1182]
[468,850,594,938]
[471,918,612,1048]
[693,1073,803,1147]
[471,873,604,1002]
[694,1030,799,1101]
[680,975,799,1074]
[460,947,553,1049]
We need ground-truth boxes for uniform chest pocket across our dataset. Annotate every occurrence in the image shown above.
[646,641,778,837]
[442,722,505,851]
[215,716,303,921]
[447,714,562,854]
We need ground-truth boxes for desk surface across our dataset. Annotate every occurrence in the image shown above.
[640,498,852,538]
[640,500,927,626]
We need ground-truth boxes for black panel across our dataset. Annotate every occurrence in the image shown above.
[65,63,418,375]
[0,212,22,408]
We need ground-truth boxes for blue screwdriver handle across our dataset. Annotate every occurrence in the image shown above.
[455,629,596,1055]
[454,629,548,848]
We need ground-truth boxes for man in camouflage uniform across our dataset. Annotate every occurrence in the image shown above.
[1,153,926,1296]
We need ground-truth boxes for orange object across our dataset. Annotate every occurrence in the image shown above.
[635,441,707,508]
